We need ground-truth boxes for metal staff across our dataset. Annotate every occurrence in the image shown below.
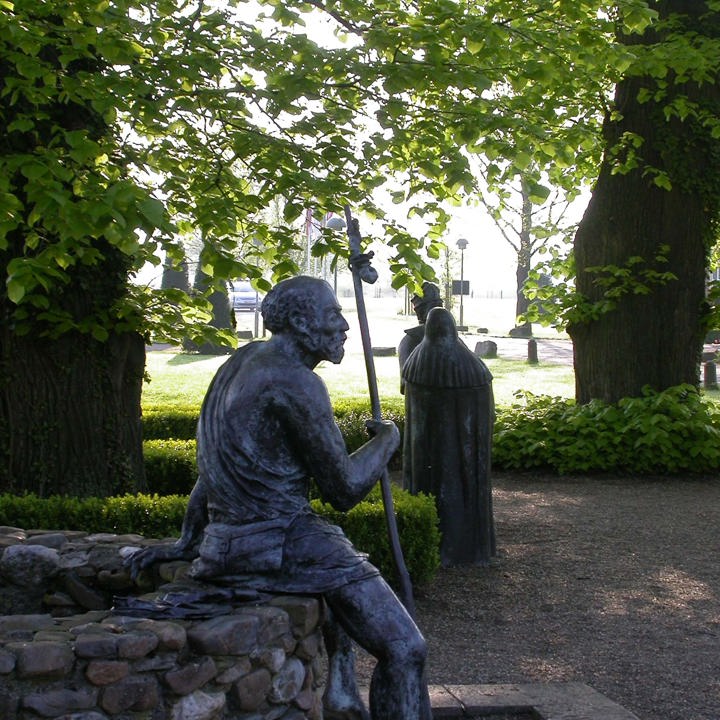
[344,205,416,615]
[345,207,434,720]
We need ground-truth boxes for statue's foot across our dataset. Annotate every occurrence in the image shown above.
[323,706,370,720]
[323,690,370,720]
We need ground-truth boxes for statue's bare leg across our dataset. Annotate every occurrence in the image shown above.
[322,608,370,720]
[324,575,427,720]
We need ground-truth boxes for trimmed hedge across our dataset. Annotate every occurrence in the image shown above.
[145,387,720,479]
[142,406,199,441]
[143,439,197,496]
[141,399,406,492]
[0,487,440,586]
[313,485,440,587]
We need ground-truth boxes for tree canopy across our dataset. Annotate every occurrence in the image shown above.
[2,0,719,368]
[3,0,670,345]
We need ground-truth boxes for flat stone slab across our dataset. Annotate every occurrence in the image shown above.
[429,683,641,719]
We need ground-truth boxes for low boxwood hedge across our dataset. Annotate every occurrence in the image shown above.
[142,406,199,441]
[0,486,440,586]
[145,387,720,478]
[143,439,198,496]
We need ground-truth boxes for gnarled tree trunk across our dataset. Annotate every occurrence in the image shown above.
[569,1,720,404]
[0,326,146,498]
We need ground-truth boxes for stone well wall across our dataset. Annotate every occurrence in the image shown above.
[0,527,325,720]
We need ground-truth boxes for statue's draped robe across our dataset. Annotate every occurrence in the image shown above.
[402,308,496,566]
[191,341,379,592]
[398,324,425,394]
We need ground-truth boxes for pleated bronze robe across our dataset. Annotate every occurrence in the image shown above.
[402,307,496,566]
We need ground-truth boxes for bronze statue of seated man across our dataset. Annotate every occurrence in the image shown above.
[128,275,427,720]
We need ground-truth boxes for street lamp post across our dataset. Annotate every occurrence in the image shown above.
[456,237,468,329]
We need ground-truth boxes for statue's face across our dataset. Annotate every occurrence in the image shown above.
[311,286,350,364]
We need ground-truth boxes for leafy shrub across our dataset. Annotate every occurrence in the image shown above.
[0,493,185,536]
[102,494,190,537]
[143,440,197,495]
[493,385,720,474]
[332,396,405,419]
[334,407,405,470]
[143,386,720,480]
[0,493,106,532]
[143,406,199,440]
[0,486,439,585]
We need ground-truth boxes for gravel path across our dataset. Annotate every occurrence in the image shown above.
[356,473,720,720]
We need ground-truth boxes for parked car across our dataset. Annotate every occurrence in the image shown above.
[229,280,262,312]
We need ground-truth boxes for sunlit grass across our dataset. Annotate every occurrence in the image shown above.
[142,347,576,409]
[143,325,720,410]
[143,352,228,407]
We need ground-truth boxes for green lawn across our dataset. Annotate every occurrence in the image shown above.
[142,348,576,409]
[142,346,720,410]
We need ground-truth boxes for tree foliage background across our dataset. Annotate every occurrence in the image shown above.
[2,0,720,494]
[1,0,638,345]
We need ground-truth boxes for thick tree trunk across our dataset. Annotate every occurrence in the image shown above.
[0,328,146,498]
[0,12,148,498]
[571,167,707,403]
[569,1,720,404]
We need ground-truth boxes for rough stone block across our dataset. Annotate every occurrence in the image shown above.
[269,596,321,638]
[100,674,160,713]
[233,667,272,711]
[296,634,320,661]
[85,659,130,685]
[25,532,69,549]
[474,340,498,358]
[10,640,74,679]
[116,629,160,659]
[129,618,187,651]
[0,648,16,673]
[64,571,108,610]
[171,689,226,720]
[253,605,292,645]
[73,632,119,659]
[22,687,97,717]
[215,657,252,685]
[0,614,55,633]
[270,658,305,703]
[0,544,59,588]
[251,646,286,673]
[187,614,259,655]
[132,653,178,672]
[165,656,217,695]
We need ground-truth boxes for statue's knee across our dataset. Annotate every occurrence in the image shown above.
[410,631,428,665]
[389,629,426,667]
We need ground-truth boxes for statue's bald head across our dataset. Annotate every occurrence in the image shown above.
[261,276,333,333]
[261,276,348,366]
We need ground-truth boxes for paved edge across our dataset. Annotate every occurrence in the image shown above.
[429,683,642,719]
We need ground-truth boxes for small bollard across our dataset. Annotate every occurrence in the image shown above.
[704,361,717,390]
[527,339,538,364]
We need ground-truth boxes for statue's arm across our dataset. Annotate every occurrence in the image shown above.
[340,418,400,509]
[175,477,209,552]
[287,379,399,511]
[125,477,208,579]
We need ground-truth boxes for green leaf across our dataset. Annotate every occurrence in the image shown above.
[7,279,26,304]
[139,198,166,227]
[91,325,109,341]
